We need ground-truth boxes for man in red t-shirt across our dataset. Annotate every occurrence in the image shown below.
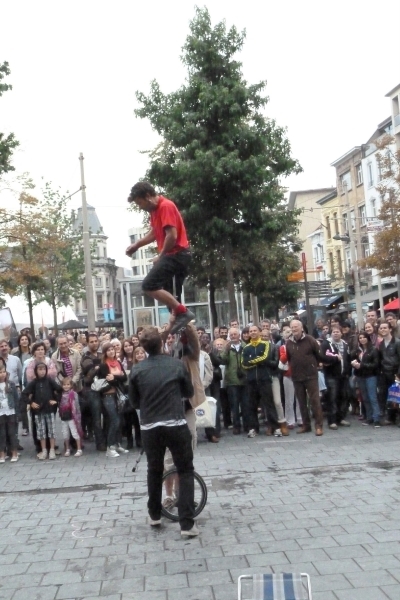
[126,181,194,334]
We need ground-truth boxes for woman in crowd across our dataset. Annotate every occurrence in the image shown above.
[23,342,58,386]
[110,338,122,360]
[13,333,32,435]
[131,335,140,349]
[241,327,250,344]
[350,331,381,427]
[97,343,127,457]
[120,338,141,448]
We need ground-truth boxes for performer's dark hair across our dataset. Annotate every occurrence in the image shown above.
[140,327,162,356]
[129,181,156,200]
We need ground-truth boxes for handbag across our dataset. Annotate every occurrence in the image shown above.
[115,388,128,413]
[195,396,215,428]
[91,377,109,392]
[387,382,400,405]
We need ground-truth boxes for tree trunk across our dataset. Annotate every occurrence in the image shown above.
[26,286,35,339]
[209,278,218,333]
[224,240,237,322]
[51,284,58,337]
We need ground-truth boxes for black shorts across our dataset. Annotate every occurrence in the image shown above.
[142,249,191,301]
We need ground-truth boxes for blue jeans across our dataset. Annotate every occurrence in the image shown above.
[101,394,120,447]
[357,376,380,423]
[227,385,249,430]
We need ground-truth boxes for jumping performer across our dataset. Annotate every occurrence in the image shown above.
[126,182,194,334]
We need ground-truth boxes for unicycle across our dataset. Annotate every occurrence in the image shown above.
[132,448,207,521]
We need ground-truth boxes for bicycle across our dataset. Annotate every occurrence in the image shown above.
[132,448,207,521]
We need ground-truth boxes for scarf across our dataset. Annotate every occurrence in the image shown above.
[106,358,120,369]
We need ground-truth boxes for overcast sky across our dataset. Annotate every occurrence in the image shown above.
[1,0,399,268]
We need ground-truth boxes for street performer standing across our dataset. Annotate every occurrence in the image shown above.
[126,182,194,334]
[129,326,199,537]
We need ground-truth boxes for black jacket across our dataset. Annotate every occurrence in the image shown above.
[97,361,127,394]
[21,377,62,414]
[320,339,351,379]
[350,345,379,378]
[81,351,102,390]
[242,340,278,383]
[378,337,400,377]
[129,354,194,425]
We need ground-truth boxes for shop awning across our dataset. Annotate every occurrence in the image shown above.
[384,298,399,311]
[319,294,344,307]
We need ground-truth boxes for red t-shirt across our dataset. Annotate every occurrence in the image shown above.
[150,196,189,255]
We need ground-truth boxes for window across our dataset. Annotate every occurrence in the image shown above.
[103,247,107,258]
[329,252,334,276]
[132,266,140,276]
[370,198,376,218]
[367,163,374,187]
[326,216,331,239]
[96,294,103,310]
[336,249,343,278]
[130,234,137,244]
[95,277,102,287]
[350,210,355,230]
[359,205,366,226]
[345,249,351,270]
[82,298,87,310]
[343,212,349,232]
[356,164,363,185]
[362,245,370,259]
[146,264,152,274]
[377,158,382,182]
[96,246,100,258]
[340,171,352,192]
[106,277,109,288]
[333,212,339,235]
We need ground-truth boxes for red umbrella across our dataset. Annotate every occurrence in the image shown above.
[384,298,399,311]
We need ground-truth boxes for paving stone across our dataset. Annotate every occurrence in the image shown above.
[334,588,390,600]
[145,574,187,591]
[56,580,102,599]
[313,558,362,575]
[188,570,232,587]
[380,585,400,600]
[101,576,144,595]
[167,587,213,599]
[12,585,58,600]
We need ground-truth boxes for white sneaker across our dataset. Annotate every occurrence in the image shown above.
[10,456,19,463]
[274,428,282,437]
[149,517,161,527]
[181,525,200,537]
[37,450,48,460]
[116,444,129,454]
[106,447,119,458]
[247,429,256,438]
[74,450,83,457]
[49,449,56,460]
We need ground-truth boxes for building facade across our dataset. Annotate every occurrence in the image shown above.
[72,206,125,325]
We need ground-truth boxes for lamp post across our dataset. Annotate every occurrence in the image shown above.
[79,153,96,331]
[333,182,363,329]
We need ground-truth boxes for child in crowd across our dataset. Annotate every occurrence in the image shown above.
[59,377,83,457]
[0,362,19,463]
[21,362,62,460]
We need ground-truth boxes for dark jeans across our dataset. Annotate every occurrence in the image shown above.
[293,378,323,429]
[142,249,191,304]
[101,394,120,447]
[325,376,348,425]
[248,379,278,431]
[0,414,18,453]
[380,373,396,422]
[219,388,232,428]
[227,385,249,430]
[88,390,106,449]
[357,376,380,423]
[79,393,92,438]
[123,409,141,447]
[141,424,195,530]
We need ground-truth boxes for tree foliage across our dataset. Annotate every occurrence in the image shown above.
[0,62,19,175]
[0,181,86,334]
[134,7,302,321]
[359,135,400,277]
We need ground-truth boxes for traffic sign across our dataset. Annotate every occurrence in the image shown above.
[287,272,304,282]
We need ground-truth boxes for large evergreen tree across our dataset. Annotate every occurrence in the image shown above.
[135,8,301,320]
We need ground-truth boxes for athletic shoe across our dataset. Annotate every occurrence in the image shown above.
[181,525,200,537]
[64,450,71,457]
[106,447,119,458]
[329,423,338,430]
[339,420,350,426]
[74,450,83,457]
[170,309,195,335]
[273,428,282,437]
[149,517,161,526]
[116,444,129,454]
[49,449,56,460]
[21,429,28,436]
[374,422,381,428]
[0,458,5,464]
[10,456,18,463]
[37,450,48,460]
[162,496,177,509]
[247,429,256,438]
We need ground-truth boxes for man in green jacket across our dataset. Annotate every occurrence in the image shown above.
[220,328,249,435]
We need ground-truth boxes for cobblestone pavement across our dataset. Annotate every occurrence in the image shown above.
[0,416,400,600]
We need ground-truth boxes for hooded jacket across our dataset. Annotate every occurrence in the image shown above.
[242,338,278,383]
[21,363,62,414]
